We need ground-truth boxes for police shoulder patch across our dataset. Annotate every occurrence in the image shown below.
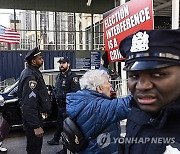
[29,80,37,90]
[73,77,79,84]
[29,91,36,98]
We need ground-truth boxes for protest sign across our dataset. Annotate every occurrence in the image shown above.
[103,0,153,62]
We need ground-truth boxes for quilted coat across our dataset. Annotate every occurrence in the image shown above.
[66,89,132,154]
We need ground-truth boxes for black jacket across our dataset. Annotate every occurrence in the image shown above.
[18,65,51,130]
[124,98,180,154]
[53,69,80,107]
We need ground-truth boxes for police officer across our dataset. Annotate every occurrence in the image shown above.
[18,47,51,154]
[47,57,80,154]
[120,29,180,154]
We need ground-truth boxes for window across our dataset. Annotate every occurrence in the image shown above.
[0,8,104,51]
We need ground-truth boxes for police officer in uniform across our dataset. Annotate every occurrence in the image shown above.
[120,29,180,154]
[18,47,51,154]
[47,57,80,154]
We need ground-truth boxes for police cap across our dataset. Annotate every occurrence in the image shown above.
[25,47,41,61]
[57,57,69,63]
[120,29,180,71]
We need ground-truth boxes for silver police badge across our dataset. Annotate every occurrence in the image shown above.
[130,31,149,53]
[73,77,79,84]
[62,80,66,86]
[59,57,64,61]
[29,80,37,90]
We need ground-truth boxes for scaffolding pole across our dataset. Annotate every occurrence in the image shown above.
[120,0,128,96]
[172,0,179,29]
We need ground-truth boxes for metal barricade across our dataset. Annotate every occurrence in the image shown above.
[67,150,73,154]
[0,78,16,93]
[110,79,130,97]
[0,80,8,92]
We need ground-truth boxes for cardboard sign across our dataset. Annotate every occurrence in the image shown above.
[103,0,154,62]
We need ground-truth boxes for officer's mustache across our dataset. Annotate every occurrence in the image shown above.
[60,67,68,71]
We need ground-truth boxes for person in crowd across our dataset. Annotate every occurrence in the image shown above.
[0,98,9,153]
[99,51,109,74]
[110,69,120,80]
[66,69,132,153]
[119,29,180,154]
[17,47,51,154]
[47,57,80,154]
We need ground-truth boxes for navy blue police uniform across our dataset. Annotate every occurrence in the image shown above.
[120,29,180,154]
[51,57,80,143]
[18,47,51,154]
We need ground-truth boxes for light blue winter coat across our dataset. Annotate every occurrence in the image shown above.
[66,89,132,154]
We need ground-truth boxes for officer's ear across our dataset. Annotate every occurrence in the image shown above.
[31,59,36,65]
[67,63,70,67]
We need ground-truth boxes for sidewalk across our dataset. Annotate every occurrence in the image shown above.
[3,127,62,154]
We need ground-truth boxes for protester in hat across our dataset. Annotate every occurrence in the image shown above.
[17,47,51,154]
[47,56,80,154]
[119,29,180,154]
[110,69,120,80]
[99,51,109,74]
[66,69,132,153]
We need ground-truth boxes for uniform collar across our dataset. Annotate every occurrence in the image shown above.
[28,64,40,72]
[60,69,71,76]
[129,98,180,129]
[28,65,42,78]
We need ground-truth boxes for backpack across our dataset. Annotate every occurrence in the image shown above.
[61,116,89,153]
[61,116,107,153]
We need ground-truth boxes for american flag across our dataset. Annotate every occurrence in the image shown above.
[0,25,20,44]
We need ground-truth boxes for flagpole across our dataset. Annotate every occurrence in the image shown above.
[14,9,17,50]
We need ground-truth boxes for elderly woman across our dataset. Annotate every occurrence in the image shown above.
[66,69,132,154]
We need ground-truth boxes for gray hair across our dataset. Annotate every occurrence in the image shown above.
[80,69,109,90]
